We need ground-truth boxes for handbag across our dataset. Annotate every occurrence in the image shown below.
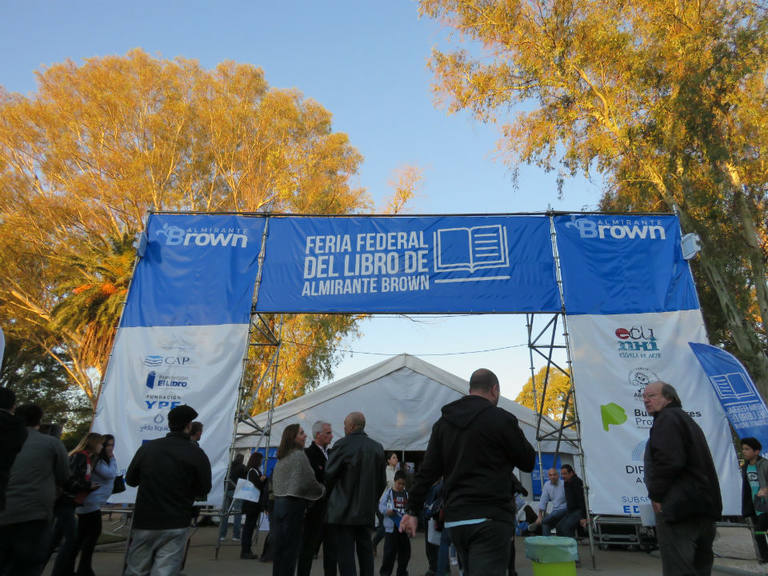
[233,477,261,503]
[755,495,768,514]
[112,474,126,494]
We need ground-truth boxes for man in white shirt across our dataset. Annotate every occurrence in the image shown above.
[528,468,567,535]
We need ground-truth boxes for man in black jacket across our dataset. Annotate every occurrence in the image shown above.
[0,388,27,512]
[400,368,536,575]
[125,404,212,576]
[643,381,721,576]
[556,464,586,537]
[326,412,386,576]
[298,420,336,576]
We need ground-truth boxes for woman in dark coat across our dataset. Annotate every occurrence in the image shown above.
[240,451,267,559]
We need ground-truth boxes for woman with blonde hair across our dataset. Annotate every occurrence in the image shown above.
[74,433,118,575]
[270,424,324,576]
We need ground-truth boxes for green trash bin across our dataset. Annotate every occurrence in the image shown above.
[524,536,578,576]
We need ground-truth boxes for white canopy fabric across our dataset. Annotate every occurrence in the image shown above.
[235,354,577,455]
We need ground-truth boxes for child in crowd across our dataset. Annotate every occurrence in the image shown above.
[378,470,410,576]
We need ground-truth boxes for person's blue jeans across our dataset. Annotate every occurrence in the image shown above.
[272,496,307,576]
[218,490,242,540]
[435,527,451,576]
[541,508,568,536]
[555,509,583,538]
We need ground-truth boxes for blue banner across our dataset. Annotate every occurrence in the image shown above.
[689,343,768,454]
[121,214,265,327]
[255,215,561,313]
[554,214,699,315]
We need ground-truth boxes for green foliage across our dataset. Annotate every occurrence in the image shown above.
[0,334,91,432]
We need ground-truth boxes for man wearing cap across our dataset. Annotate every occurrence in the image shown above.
[125,405,212,576]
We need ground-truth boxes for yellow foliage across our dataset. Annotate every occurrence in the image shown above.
[515,366,575,424]
[0,50,378,408]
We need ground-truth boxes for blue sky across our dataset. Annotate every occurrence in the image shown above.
[0,1,601,397]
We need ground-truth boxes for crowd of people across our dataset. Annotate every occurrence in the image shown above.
[0,389,121,576]
[2,370,768,576]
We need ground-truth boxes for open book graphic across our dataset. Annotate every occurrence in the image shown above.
[433,225,510,279]
[710,373,752,400]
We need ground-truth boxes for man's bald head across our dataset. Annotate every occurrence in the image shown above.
[469,368,500,405]
[344,411,366,435]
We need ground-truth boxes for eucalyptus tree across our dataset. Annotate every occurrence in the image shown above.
[420,0,768,394]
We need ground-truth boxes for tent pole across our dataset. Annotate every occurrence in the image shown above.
[548,212,597,569]
[526,313,545,496]
[218,213,279,559]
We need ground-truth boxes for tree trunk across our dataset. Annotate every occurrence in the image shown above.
[734,189,768,335]
[677,209,768,400]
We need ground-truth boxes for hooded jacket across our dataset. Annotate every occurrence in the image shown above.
[644,401,721,523]
[407,394,535,524]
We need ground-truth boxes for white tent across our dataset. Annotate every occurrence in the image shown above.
[235,353,578,456]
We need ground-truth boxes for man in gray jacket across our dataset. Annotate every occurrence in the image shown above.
[325,412,386,576]
[0,404,69,576]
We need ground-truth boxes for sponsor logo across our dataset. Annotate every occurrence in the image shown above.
[144,399,182,411]
[629,367,659,389]
[138,413,168,434]
[155,223,248,248]
[629,367,660,400]
[600,402,627,431]
[621,494,651,514]
[631,407,702,429]
[632,407,655,428]
[564,216,666,240]
[616,325,660,356]
[144,355,193,368]
[145,371,189,390]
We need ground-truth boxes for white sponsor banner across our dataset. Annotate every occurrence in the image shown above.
[93,324,249,507]
[568,309,741,516]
